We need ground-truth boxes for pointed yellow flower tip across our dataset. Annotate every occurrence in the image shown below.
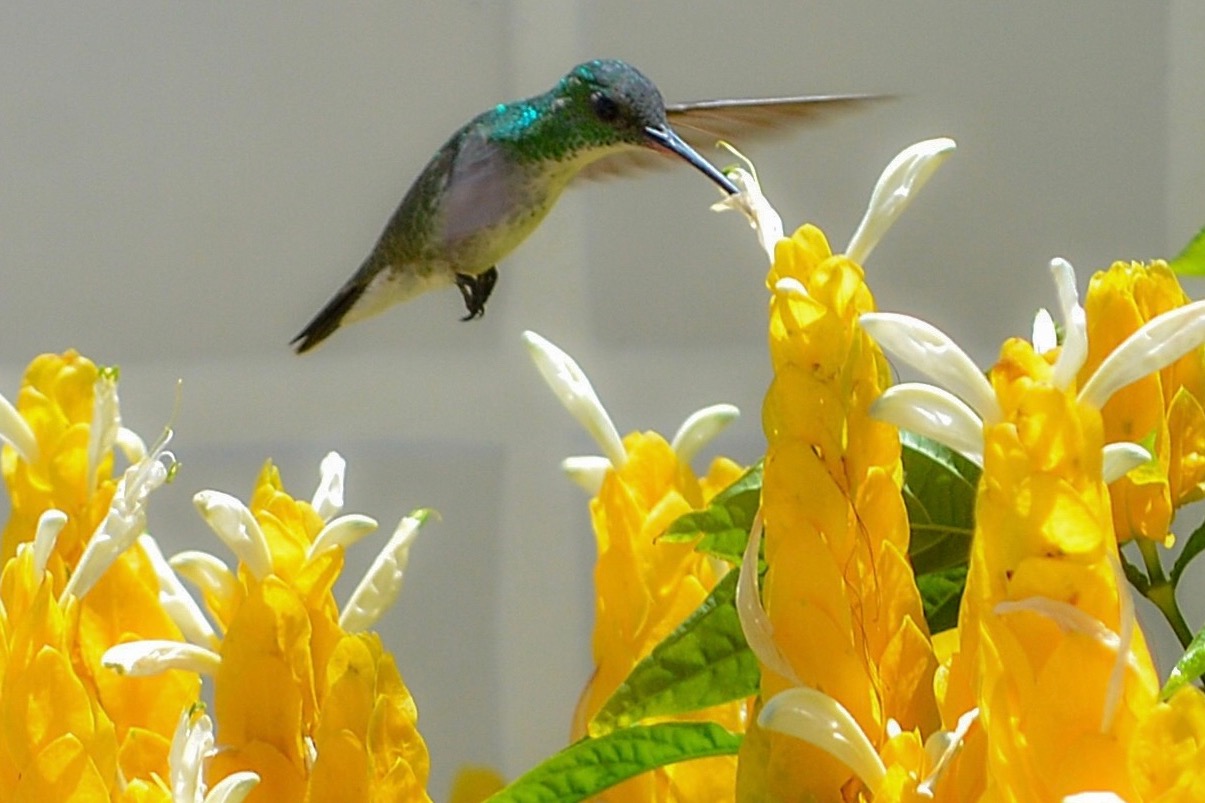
[1079,260,1205,542]
[742,147,940,799]
[1,351,116,566]
[574,429,745,800]
[448,765,506,803]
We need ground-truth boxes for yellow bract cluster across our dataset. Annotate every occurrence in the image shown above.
[742,225,938,801]
[574,431,745,802]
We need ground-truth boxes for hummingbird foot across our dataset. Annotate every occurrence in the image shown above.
[455,267,498,320]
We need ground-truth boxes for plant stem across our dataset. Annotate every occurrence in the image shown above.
[1136,538,1195,648]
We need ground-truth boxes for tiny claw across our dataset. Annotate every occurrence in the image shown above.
[455,267,498,321]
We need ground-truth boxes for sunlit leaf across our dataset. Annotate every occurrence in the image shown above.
[589,571,755,736]
[916,565,966,633]
[1161,626,1205,700]
[1170,225,1205,276]
[662,463,762,565]
[486,722,742,803]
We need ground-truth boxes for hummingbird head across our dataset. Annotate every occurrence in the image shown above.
[543,59,739,194]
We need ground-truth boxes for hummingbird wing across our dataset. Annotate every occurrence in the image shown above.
[577,94,884,182]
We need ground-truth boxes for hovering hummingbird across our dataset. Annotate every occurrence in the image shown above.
[292,58,873,352]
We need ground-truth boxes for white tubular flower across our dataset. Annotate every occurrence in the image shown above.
[306,513,378,562]
[63,428,178,602]
[168,707,259,803]
[758,686,888,795]
[193,490,273,581]
[846,138,957,265]
[736,509,798,684]
[339,509,433,633]
[560,455,613,495]
[86,366,121,496]
[102,639,221,678]
[32,509,68,577]
[1049,258,1088,389]
[170,550,238,627]
[523,330,626,468]
[871,383,987,466]
[710,144,784,262]
[1101,443,1152,484]
[139,534,219,651]
[1032,308,1059,356]
[310,451,347,522]
[670,403,740,464]
[0,386,37,464]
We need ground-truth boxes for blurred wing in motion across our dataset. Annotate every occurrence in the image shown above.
[578,94,886,183]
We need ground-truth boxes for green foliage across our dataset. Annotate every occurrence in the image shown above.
[901,430,979,575]
[661,462,761,565]
[1162,626,1205,700]
[917,565,967,633]
[1171,515,1205,588]
[589,570,757,736]
[485,723,742,803]
[1170,225,1205,276]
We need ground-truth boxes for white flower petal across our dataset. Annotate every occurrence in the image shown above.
[1106,551,1136,733]
[307,513,379,562]
[846,137,956,265]
[1049,258,1089,389]
[736,509,799,683]
[102,639,221,677]
[0,389,38,464]
[1101,442,1151,484]
[86,368,121,497]
[1062,793,1130,803]
[311,451,347,522]
[994,597,1146,683]
[774,277,808,299]
[138,534,219,651]
[670,403,739,464]
[339,509,433,633]
[169,708,212,803]
[871,383,985,465]
[861,312,1002,424]
[33,509,67,576]
[561,455,612,494]
[709,146,783,262]
[205,772,260,803]
[1079,299,1205,410]
[758,686,888,794]
[193,490,273,580]
[523,331,626,468]
[1032,308,1058,355]
[115,426,148,463]
[170,550,238,628]
[918,708,979,797]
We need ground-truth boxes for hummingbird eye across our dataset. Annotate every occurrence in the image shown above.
[590,91,620,122]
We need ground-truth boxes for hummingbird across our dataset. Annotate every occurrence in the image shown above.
[292,58,873,353]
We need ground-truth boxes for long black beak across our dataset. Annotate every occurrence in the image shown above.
[644,124,740,195]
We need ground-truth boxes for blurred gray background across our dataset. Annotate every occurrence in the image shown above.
[1,2,1203,798]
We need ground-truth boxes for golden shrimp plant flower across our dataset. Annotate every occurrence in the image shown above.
[0,352,199,796]
[863,257,1205,800]
[523,330,746,802]
[714,139,956,802]
[103,453,434,803]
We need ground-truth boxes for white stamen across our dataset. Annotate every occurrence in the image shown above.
[523,331,627,468]
[1078,299,1205,410]
[561,455,612,494]
[0,389,37,464]
[1049,259,1089,390]
[870,383,986,465]
[138,534,219,651]
[861,312,1002,424]
[310,451,347,522]
[1101,442,1151,484]
[1032,308,1058,355]
[32,509,67,576]
[736,509,799,683]
[102,639,221,677]
[758,686,888,794]
[846,138,956,265]
[709,145,784,262]
[193,490,273,581]
[671,403,739,464]
[339,509,433,633]
[306,514,378,562]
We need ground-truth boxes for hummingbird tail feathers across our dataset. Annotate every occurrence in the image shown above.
[291,277,367,354]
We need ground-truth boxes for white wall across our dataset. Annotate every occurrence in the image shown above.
[1,3,1201,798]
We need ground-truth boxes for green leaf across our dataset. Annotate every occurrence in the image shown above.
[485,722,742,803]
[589,570,757,736]
[1171,515,1205,587]
[1161,626,1205,700]
[1170,225,1205,276]
[916,565,967,633]
[1120,549,1151,595]
[902,431,980,575]
[662,462,762,565]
